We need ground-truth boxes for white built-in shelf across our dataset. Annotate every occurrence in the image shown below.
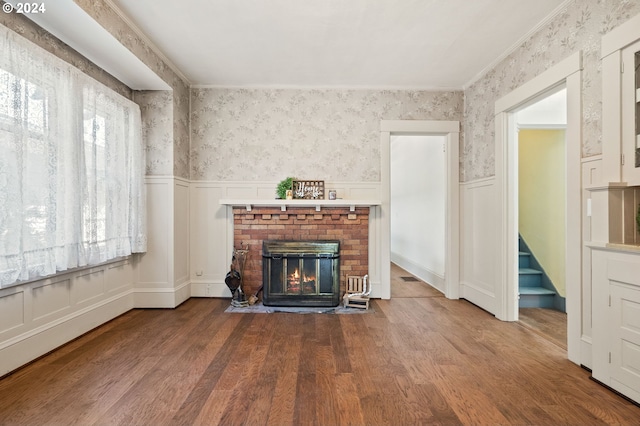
[607,242,640,252]
[583,182,630,191]
[219,199,381,212]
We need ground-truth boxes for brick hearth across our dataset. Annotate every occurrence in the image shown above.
[232,206,369,298]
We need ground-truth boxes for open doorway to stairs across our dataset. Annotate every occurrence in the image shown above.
[494,51,582,365]
[515,87,568,350]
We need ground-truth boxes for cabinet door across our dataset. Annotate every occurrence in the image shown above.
[621,39,640,185]
[610,283,640,399]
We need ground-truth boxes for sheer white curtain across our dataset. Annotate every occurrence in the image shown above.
[0,25,146,287]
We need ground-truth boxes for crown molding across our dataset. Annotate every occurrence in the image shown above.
[462,0,573,91]
[190,83,464,92]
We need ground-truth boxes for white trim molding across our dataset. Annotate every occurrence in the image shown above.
[380,120,460,300]
[494,51,583,366]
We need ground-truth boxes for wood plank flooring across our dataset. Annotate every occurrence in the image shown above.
[1,268,638,425]
[390,263,444,299]
[519,307,567,350]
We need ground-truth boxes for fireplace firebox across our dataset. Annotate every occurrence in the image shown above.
[262,240,340,307]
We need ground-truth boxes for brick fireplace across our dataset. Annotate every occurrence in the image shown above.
[231,206,370,299]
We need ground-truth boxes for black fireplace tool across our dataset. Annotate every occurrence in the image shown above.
[225,247,249,307]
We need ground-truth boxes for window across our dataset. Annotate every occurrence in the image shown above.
[0,25,146,287]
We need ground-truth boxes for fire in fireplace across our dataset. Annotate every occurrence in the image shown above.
[262,240,340,307]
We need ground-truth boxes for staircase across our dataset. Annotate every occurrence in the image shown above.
[518,240,557,309]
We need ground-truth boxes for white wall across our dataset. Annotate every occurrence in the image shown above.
[390,135,446,289]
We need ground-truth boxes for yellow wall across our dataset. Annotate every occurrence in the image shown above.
[519,129,566,297]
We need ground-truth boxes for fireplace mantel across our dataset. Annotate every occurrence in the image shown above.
[219,198,381,212]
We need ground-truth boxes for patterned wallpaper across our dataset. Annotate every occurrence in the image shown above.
[134,91,174,175]
[74,0,191,178]
[5,0,640,182]
[462,0,640,182]
[190,88,463,181]
[173,83,190,178]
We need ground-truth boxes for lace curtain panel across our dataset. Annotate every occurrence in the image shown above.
[0,25,146,287]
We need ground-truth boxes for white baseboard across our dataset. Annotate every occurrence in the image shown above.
[580,335,593,369]
[459,280,497,316]
[367,279,382,299]
[391,253,445,293]
[190,280,231,298]
[133,281,192,308]
[0,291,134,376]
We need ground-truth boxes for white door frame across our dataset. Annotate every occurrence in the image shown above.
[380,120,460,299]
[494,51,583,364]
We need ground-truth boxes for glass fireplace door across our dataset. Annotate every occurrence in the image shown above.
[285,258,318,295]
[262,240,340,307]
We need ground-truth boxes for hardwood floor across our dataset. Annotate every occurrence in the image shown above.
[519,307,567,350]
[390,263,444,299]
[1,270,639,425]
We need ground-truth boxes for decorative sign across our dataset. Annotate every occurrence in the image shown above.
[293,180,325,199]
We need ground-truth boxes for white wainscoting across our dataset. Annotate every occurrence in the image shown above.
[189,181,384,298]
[1,179,382,376]
[174,179,191,305]
[0,259,135,376]
[459,177,499,314]
[189,182,234,298]
[136,176,191,308]
[580,155,602,369]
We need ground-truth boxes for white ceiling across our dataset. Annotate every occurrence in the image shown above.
[12,0,569,90]
[109,0,569,89]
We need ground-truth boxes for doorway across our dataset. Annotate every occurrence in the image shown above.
[516,87,568,349]
[390,134,447,293]
[517,87,568,312]
[494,52,582,364]
[379,120,460,300]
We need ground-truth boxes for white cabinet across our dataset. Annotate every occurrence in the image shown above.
[592,248,640,404]
[621,40,640,184]
[602,14,640,185]
[610,283,640,396]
